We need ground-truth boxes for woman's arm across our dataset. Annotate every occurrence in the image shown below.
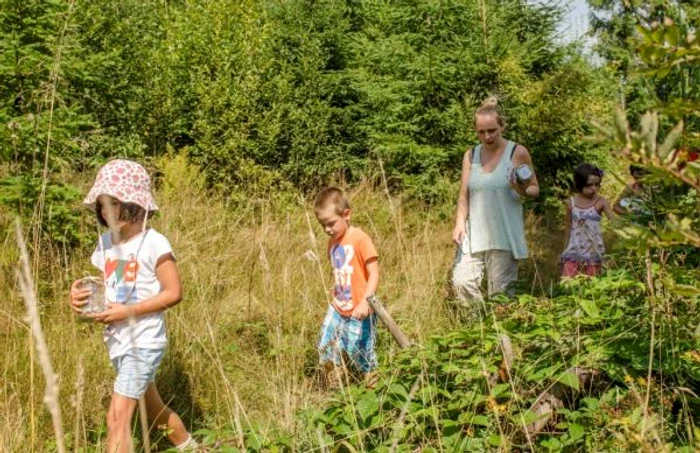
[91,253,183,324]
[452,150,472,245]
[510,145,540,198]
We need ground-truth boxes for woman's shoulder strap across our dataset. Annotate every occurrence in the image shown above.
[508,141,518,160]
[470,144,482,164]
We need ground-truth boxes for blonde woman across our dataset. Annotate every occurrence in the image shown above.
[452,98,539,304]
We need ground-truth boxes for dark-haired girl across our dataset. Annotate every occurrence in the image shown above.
[560,163,615,278]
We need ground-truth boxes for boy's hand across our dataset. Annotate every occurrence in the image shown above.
[351,299,373,319]
[69,279,90,314]
[89,302,133,324]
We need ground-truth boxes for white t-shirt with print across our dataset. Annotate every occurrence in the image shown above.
[91,228,174,359]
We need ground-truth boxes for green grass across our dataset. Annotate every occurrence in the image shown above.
[0,156,478,450]
[5,155,696,452]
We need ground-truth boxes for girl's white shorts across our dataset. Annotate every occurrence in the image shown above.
[111,348,165,399]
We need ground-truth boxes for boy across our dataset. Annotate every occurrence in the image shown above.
[314,187,380,389]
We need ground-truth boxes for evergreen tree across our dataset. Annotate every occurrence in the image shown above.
[1,0,617,211]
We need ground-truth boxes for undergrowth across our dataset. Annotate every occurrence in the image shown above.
[201,269,700,452]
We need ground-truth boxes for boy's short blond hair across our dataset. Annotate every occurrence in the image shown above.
[314,187,350,215]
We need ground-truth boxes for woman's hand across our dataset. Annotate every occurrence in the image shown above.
[88,302,133,324]
[69,279,90,314]
[509,177,527,198]
[510,146,539,199]
[452,222,466,245]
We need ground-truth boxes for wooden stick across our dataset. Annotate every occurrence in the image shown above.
[367,295,411,349]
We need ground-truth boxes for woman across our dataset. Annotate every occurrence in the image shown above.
[451,97,539,304]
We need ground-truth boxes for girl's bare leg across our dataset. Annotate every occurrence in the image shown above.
[107,392,138,453]
[143,382,190,447]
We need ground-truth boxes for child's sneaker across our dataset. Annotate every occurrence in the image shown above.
[175,434,198,451]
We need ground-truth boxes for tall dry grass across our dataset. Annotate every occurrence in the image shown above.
[0,155,565,450]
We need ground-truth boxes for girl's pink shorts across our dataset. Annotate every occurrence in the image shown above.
[561,260,601,278]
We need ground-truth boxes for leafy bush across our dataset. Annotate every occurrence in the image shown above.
[296,271,700,451]
[0,175,86,246]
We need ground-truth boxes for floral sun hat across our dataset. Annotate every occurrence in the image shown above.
[83,159,158,211]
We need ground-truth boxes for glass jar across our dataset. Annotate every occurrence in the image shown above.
[78,276,105,314]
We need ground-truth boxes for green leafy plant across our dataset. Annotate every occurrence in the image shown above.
[292,270,699,450]
[0,175,86,246]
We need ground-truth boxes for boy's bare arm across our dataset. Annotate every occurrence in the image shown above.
[364,257,379,299]
[351,257,379,319]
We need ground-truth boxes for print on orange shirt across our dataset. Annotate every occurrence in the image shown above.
[331,244,355,314]
[328,228,378,317]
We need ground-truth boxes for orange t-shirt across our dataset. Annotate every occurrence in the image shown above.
[328,227,378,317]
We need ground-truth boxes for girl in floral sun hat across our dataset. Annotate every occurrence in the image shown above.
[69,159,196,452]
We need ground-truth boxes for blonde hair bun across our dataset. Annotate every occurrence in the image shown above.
[479,96,499,109]
[475,95,505,127]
